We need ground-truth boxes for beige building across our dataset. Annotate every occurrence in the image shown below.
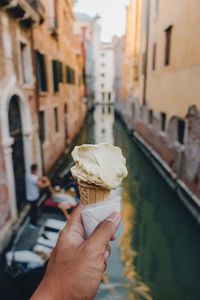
[122,0,142,104]
[122,0,200,201]
[139,0,200,118]
[75,13,101,107]
[113,35,124,109]
[98,42,115,105]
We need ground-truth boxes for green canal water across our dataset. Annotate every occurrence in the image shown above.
[70,107,200,300]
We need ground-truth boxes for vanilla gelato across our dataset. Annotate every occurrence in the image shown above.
[71,143,128,190]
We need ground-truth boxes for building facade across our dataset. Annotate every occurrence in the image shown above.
[0,0,86,253]
[121,0,142,126]
[33,0,86,173]
[98,42,115,106]
[75,12,101,108]
[113,35,124,110]
[121,0,200,200]
[0,0,44,252]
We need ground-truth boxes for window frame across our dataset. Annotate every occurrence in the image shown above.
[39,110,47,143]
[152,43,157,70]
[36,51,48,92]
[164,25,173,66]
[54,107,59,133]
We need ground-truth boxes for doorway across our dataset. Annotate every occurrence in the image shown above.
[8,96,26,212]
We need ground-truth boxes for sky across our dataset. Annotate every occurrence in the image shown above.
[74,0,130,42]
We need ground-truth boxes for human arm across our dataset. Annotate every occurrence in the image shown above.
[37,177,51,189]
[30,206,121,300]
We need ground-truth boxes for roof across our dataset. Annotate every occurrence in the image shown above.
[75,12,101,23]
[75,13,94,22]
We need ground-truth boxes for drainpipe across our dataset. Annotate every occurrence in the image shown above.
[30,27,45,175]
[143,0,150,106]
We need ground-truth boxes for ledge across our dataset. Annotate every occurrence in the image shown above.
[0,0,44,26]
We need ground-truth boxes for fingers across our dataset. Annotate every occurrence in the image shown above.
[104,244,111,263]
[110,234,116,241]
[88,211,121,250]
[63,205,82,231]
[61,206,85,245]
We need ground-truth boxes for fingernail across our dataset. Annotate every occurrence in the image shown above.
[106,211,121,225]
[104,250,110,262]
[111,234,116,241]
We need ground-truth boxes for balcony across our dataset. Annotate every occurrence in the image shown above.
[0,0,45,27]
[27,0,45,20]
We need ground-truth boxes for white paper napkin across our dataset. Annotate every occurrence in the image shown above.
[81,195,121,237]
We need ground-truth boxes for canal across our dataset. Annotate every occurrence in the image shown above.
[66,106,200,300]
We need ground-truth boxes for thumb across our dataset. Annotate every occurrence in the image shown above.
[87,211,121,249]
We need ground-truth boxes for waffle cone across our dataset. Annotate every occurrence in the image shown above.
[78,181,111,205]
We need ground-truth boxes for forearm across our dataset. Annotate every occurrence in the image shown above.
[31,277,73,300]
[30,279,54,300]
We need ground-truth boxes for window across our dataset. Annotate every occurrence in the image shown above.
[36,51,47,92]
[54,107,59,132]
[101,63,105,67]
[108,93,111,102]
[101,53,105,57]
[20,42,31,83]
[142,52,147,75]
[149,109,153,124]
[161,112,166,132]
[101,73,105,77]
[72,69,75,84]
[58,62,63,82]
[102,92,105,102]
[66,66,75,84]
[64,103,67,114]
[39,111,46,143]
[101,84,104,88]
[165,26,172,66]
[177,119,185,145]
[152,43,157,70]
[52,60,62,92]
[66,66,71,83]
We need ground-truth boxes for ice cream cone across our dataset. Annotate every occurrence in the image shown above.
[78,181,111,205]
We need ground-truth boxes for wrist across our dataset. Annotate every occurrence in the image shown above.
[30,278,55,300]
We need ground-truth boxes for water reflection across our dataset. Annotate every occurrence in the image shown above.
[73,107,200,299]
[94,104,114,144]
[115,120,200,300]
[120,189,152,300]
[92,106,151,300]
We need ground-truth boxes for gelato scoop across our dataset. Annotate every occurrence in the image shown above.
[71,143,128,190]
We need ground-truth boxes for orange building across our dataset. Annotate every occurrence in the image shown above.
[33,0,86,173]
[0,0,86,253]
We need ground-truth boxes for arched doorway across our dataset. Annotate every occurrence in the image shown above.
[8,96,26,211]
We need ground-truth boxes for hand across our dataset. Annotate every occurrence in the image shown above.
[31,206,121,300]
[39,177,51,188]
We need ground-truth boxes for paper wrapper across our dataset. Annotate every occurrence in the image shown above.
[81,194,121,237]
